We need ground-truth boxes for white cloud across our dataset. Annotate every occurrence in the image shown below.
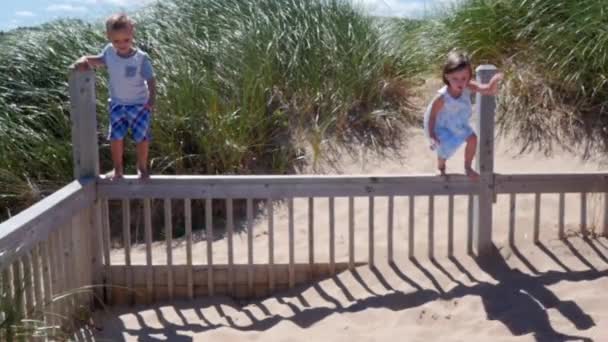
[47,4,87,12]
[15,11,36,17]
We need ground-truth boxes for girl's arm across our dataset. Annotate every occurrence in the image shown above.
[468,72,504,96]
[428,96,445,142]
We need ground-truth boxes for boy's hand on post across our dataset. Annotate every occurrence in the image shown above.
[74,57,90,71]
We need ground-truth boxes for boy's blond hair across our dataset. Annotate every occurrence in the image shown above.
[105,13,134,33]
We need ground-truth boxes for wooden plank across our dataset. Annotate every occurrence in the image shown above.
[388,196,394,263]
[0,179,95,269]
[226,198,235,294]
[144,199,153,303]
[509,193,516,246]
[164,199,173,300]
[369,196,375,267]
[581,192,587,235]
[408,196,415,259]
[467,194,474,255]
[68,69,99,179]
[533,193,541,243]
[12,261,25,318]
[267,199,275,291]
[122,200,131,266]
[447,195,454,257]
[23,253,34,317]
[604,193,608,236]
[247,198,254,296]
[348,197,355,269]
[97,174,479,199]
[32,244,43,319]
[56,226,68,317]
[40,241,52,324]
[205,198,214,296]
[495,173,608,194]
[329,197,335,276]
[428,196,435,260]
[559,193,565,239]
[308,197,314,265]
[101,199,112,304]
[185,198,193,300]
[91,201,104,304]
[47,233,62,324]
[288,197,295,287]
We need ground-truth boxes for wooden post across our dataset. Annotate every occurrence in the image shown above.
[68,69,99,180]
[68,69,100,308]
[473,65,497,256]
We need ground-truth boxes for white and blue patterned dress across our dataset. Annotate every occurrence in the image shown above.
[423,86,475,160]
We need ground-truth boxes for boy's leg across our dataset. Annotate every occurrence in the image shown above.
[464,134,479,180]
[110,139,124,180]
[136,140,149,179]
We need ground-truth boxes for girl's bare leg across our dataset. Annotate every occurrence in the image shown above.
[437,157,447,177]
[464,134,479,181]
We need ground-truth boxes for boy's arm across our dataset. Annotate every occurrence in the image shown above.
[428,96,445,142]
[468,72,504,96]
[145,77,157,112]
[73,55,105,71]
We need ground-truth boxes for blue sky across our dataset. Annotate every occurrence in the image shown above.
[0,0,454,31]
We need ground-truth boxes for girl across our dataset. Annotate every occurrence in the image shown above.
[423,51,503,180]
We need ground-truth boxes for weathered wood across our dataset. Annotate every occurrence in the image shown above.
[247,198,254,296]
[288,198,295,287]
[348,197,355,269]
[473,64,497,256]
[226,198,235,294]
[205,198,214,296]
[428,196,435,260]
[68,69,99,179]
[495,173,608,194]
[23,254,35,317]
[122,199,132,304]
[447,195,454,257]
[101,199,112,304]
[388,196,394,263]
[56,225,68,316]
[48,232,63,319]
[580,192,587,235]
[308,197,315,265]
[40,241,52,323]
[467,194,474,255]
[164,199,173,300]
[369,196,375,267]
[185,198,193,299]
[509,193,516,246]
[604,193,608,236]
[12,261,24,317]
[144,199,153,303]
[267,199,275,291]
[328,197,335,276]
[98,174,478,199]
[559,193,565,239]
[534,193,541,243]
[408,196,415,259]
[0,180,95,269]
[31,244,43,318]
[91,201,104,303]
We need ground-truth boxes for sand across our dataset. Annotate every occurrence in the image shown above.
[93,81,608,341]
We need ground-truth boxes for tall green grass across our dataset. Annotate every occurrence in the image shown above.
[0,0,424,221]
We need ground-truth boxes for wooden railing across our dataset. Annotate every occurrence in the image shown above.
[0,179,100,335]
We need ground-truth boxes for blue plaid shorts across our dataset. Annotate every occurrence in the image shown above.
[108,102,151,143]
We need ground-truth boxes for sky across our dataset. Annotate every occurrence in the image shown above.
[0,0,455,31]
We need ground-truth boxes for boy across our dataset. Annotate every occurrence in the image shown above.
[74,13,156,180]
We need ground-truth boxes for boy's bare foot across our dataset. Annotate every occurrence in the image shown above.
[465,167,479,181]
[110,171,123,181]
[138,168,150,181]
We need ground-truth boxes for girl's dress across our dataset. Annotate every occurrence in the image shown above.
[423,86,475,159]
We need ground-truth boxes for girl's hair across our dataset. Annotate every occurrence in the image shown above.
[105,13,134,33]
[442,51,472,85]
